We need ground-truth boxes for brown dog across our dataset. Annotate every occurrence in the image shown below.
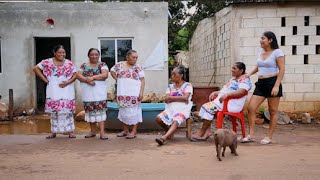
[214,129,238,161]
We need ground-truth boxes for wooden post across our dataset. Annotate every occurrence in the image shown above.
[9,89,13,121]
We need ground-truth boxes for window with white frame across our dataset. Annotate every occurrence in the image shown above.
[99,38,133,70]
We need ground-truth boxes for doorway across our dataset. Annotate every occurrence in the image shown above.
[34,37,71,112]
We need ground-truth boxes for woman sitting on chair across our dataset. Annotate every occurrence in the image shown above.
[155,65,193,146]
[191,62,252,141]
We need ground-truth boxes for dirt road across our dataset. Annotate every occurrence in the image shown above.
[0,124,320,180]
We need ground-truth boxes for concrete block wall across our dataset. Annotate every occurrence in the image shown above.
[189,17,216,87]
[189,7,232,88]
[189,3,320,112]
[234,4,320,112]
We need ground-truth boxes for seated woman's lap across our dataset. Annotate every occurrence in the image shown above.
[199,101,218,121]
[157,111,186,126]
[199,99,243,121]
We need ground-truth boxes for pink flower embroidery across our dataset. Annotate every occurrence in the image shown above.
[132,72,137,78]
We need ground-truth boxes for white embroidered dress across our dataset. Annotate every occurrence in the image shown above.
[79,62,108,123]
[199,76,252,121]
[158,82,193,126]
[111,62,145,125]
[37,58,76,133]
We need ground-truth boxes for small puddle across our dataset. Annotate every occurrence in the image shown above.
[0,114,90,134]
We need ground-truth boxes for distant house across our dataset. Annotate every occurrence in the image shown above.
[0,2,168,112]
[189,0,320,112]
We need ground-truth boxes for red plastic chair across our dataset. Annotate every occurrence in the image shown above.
[216,95,247,138]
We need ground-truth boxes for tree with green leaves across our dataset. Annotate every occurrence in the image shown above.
[168,0,227,52]
[168,1,186,52]
[185,0,226,40]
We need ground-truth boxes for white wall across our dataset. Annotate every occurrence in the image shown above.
[0,2,168,112]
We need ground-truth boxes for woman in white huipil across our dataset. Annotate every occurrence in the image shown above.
[77,48,109,140]
[110,50,145,139]
[33,45,77,139]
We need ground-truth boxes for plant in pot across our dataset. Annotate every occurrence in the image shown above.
[255,106,265,125]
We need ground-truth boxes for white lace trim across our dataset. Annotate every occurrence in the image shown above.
[85,111,106,123]
[118,107,142,125]
[50,113,75,133]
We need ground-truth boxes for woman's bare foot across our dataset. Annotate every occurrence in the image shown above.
[191,129,206,139]
[202,128,212,139]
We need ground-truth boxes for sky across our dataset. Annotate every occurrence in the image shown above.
[180,1,196,25]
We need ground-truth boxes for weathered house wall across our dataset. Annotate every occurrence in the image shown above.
[0,2,168,112]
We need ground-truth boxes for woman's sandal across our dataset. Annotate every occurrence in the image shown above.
[260,137,272,145]
[190,137,208,142]
[240,135,255,143]
[100,136,109,140]
[68,134,76,138]
[126,134,137,139]
[117,131,128,137]
[46,133,56,139]
[84,133,96,138]
[155,138,165,145]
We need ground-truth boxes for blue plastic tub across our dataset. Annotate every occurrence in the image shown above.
[106,102,166,130]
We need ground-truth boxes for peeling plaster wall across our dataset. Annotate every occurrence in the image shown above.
[0,2,168,112]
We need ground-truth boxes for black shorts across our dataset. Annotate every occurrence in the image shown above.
[253,76,283,98]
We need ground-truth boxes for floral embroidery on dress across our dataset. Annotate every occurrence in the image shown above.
[173,113,186,119]
[83,100,107,113]
[45,99,75,113]
[80,62,107,77]
[222,75,252,93]
[201,75,251,115]
[41,59,75,78]
[39,58,76,113]
[167,83,192,97]
[80,62,108,113]
[159,111,170,121]
[201,102,219,115]
[111,62,144,108]
[117,95,140,107]
[113,62,143,80]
